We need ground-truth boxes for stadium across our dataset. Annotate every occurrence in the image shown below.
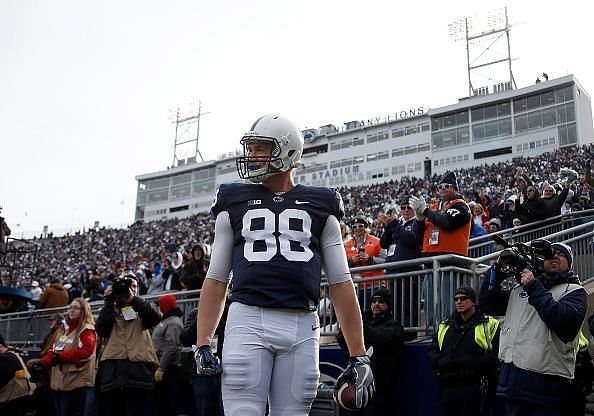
[134,74,592,223]
[2,11,594,415]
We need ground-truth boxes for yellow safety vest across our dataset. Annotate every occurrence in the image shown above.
[578,331,589,353]
[437,316,499,351]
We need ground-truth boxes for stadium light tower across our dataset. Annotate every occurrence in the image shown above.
[168,101,210,168]
[449,7,516,97]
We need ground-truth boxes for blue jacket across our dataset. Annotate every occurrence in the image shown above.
[379,217,422,263]
[479,266,587,409]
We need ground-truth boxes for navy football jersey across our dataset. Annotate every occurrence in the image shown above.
[211,183,345,310]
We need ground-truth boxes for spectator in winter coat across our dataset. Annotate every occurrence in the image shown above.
[180,302,228,416]
[162,255,182,292]
[153,294,184,416]
[0,333,35,415]
[147,262,165,295]
[39,298,97,416]
[471,203,489,229]
[38,279,69,309]
[515,186,549,223]
[487,194,504,221]
[480,243,587,415]
[180,243,208,291]
[95,273,161,416]
[540,181,570,218]
[337,288,405,416]
[427,287,500,416]
[378,197,423,325]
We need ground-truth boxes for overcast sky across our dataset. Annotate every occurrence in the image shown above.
[1,0,592,238]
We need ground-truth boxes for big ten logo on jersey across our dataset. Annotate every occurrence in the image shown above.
[242,208,313,262]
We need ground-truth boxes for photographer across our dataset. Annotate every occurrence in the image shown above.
[344,215,385,310]
[479,241,587,416]
[95,273,161,416]
[0,333,35,415]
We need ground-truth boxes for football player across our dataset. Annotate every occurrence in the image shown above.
[195,115,374,415]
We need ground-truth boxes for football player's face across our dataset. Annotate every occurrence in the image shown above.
[246,141,273,170]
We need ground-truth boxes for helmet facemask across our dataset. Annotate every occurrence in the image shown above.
[236,136,285,183]
[235,115,304,183]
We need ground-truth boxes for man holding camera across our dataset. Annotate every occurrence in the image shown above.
[479,241,587,416]
[95,273,161,416]
[344,214,385,310]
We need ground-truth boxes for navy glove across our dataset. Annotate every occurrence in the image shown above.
[335,355,375,409]
[194,345,222,376]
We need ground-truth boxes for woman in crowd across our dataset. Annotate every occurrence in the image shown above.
[470,203,489,230]
[40,298,97,416]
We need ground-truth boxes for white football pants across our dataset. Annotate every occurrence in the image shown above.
[222,302,321,415]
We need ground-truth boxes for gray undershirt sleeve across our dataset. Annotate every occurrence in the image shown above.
[205,211,233,284]
[321,215,352,285]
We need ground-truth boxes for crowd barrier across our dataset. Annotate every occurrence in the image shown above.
[2,220,593,347]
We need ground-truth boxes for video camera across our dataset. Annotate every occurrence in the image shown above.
[492,235,555,285]
[110,274,136,299]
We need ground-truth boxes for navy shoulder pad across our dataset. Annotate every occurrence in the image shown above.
[211,183,252,218]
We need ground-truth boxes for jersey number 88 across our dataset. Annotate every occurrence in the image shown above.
[242,208,313,262]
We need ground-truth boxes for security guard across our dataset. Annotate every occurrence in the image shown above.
[427,287,500,416]
[568,331,594,416]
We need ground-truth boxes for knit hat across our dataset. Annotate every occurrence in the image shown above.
[455,287,476,303]
[551,242,573,270]
[371,288,392,308]
[158,294,177,315]
[439,171,458,190]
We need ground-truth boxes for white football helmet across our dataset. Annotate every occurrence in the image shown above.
[236,115,304,183]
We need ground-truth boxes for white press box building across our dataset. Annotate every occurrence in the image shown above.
[135,74,593,222]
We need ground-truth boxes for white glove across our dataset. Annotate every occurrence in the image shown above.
[408,196,427,220]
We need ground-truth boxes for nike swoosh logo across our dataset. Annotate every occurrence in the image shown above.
[296,200,310,204]
[312,325,319,330]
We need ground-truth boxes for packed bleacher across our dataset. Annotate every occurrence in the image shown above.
[1,144,593,312]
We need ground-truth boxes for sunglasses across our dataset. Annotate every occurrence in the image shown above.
[400,206,413,210]
[352,224,366,229]
[544,190,554,193]
[371,298,387,304]
[453,296,470,302]
[437,184,453,190]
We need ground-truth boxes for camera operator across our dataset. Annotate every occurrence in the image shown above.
[95,273,161,416]
[479,241,587,416]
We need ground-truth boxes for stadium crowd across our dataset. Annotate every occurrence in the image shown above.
[1,144,593,313]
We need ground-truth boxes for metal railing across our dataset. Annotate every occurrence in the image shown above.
[467,209,594,258]
[2,220,593,346]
